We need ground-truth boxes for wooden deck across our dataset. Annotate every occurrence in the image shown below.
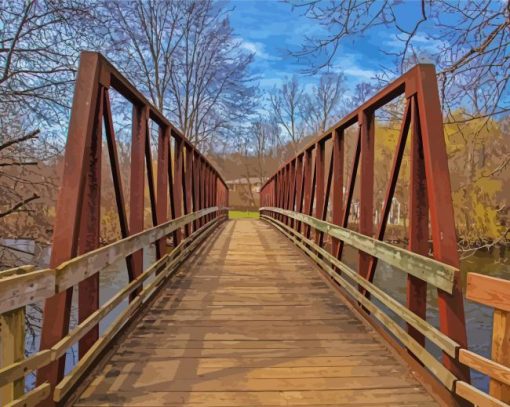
[74,219,439,406]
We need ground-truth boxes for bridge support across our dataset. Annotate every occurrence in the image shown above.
[261,63,470,385]
[36,52,228,406]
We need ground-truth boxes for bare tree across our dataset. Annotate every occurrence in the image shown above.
[103,0,183,112]
[168,0,255,147]
[302,71,346,134]
[290,1,509,121]
[290,0,510,250]
[251,117,281,182]
[0,0,94,269]
[269,76,306,155]
[103,0,256,149]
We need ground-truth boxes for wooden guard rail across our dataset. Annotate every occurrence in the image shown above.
[0,51,228,406]
[260,209,510,406]
[260,63,509,406]
[0,208,226,406]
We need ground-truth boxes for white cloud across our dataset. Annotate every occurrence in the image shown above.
[331,52,377,82]
[384,32,447,55]
[240,40,281,61]
[343,67,377,80]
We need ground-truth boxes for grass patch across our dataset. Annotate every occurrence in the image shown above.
[229,210,259,219]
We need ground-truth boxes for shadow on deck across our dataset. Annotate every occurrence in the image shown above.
[72,220,438,406]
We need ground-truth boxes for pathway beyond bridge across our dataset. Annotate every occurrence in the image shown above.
[73,219,438,406]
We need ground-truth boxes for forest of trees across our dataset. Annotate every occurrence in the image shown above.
[0,0,509,270]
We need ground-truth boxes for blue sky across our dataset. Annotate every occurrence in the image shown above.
[228,0,390,94]
[227,1,450,96]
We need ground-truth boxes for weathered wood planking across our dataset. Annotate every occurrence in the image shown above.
[75,219,439,406]
[466,273,510,403]
[261,215,459,358]
[0,208,219,315]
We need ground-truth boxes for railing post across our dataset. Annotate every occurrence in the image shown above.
[129,104,149,295]
[331,128,344,256]
[156,126,169,258]
[77,85,104,358]
[302,148,314,239]
[314,141,325,244]
[173,134,184,244]
[294,155,304,232]
[183,145,193,236]
[407,95,428,347]
[0,306,25,403]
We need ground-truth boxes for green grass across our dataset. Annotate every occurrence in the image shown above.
[229,210,260,219]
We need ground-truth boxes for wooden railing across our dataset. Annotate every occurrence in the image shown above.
[260,209,510,406]
[259,63,509,406]
[0,51,229,406]
[0,207,227,406]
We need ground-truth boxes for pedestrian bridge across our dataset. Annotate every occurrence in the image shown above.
[0,53,509,407]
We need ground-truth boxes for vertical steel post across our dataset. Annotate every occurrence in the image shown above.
[331,129,344,256]
[77,86,104,358]
[314,141,325,244]
[407,95,428,347]
[37,52,102,404]
[415,65,469,381]
[156,126,169,258]
[358,111,374,282]
[173,134,184,244]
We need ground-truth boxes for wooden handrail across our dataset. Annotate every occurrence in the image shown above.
[261,214,457,388]
[0,207,221,314]
[463,273,510,405]
[261,210,510,407]
[0,210,226,406]
[260,207,456,293]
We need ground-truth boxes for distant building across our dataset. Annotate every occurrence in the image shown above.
[226,177,267,193]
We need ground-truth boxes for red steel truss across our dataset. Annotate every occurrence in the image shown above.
[260,64,469,383]
[36,52,228,401]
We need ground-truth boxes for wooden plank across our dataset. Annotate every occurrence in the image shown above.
[53,217,221,402]
[0,208,218,315]
[4,383,51,407]
[456,381,508,407]
[0,266,35,279]
[261,208,455,293]
[76,219,439,407]
[459,349,510,387]
[263,216,456,390]
[0,218,222,390]
[0,307,25,403]
[77,388,435,406]
[0,351,52,388]
[0,269,55,314]
[56,207,218,290]
[491,309,510,402]
[467,273,510,401]
[466,273,510,312]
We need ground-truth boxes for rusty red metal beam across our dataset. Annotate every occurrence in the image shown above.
[260,63,469,384]
[37,52,228,406]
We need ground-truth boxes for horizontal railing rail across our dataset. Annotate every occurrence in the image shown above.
[261,207,456,293]
[259,63,508,405]
[0,208,227,406]
[0,51,229,406]
[261,209,510,406]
